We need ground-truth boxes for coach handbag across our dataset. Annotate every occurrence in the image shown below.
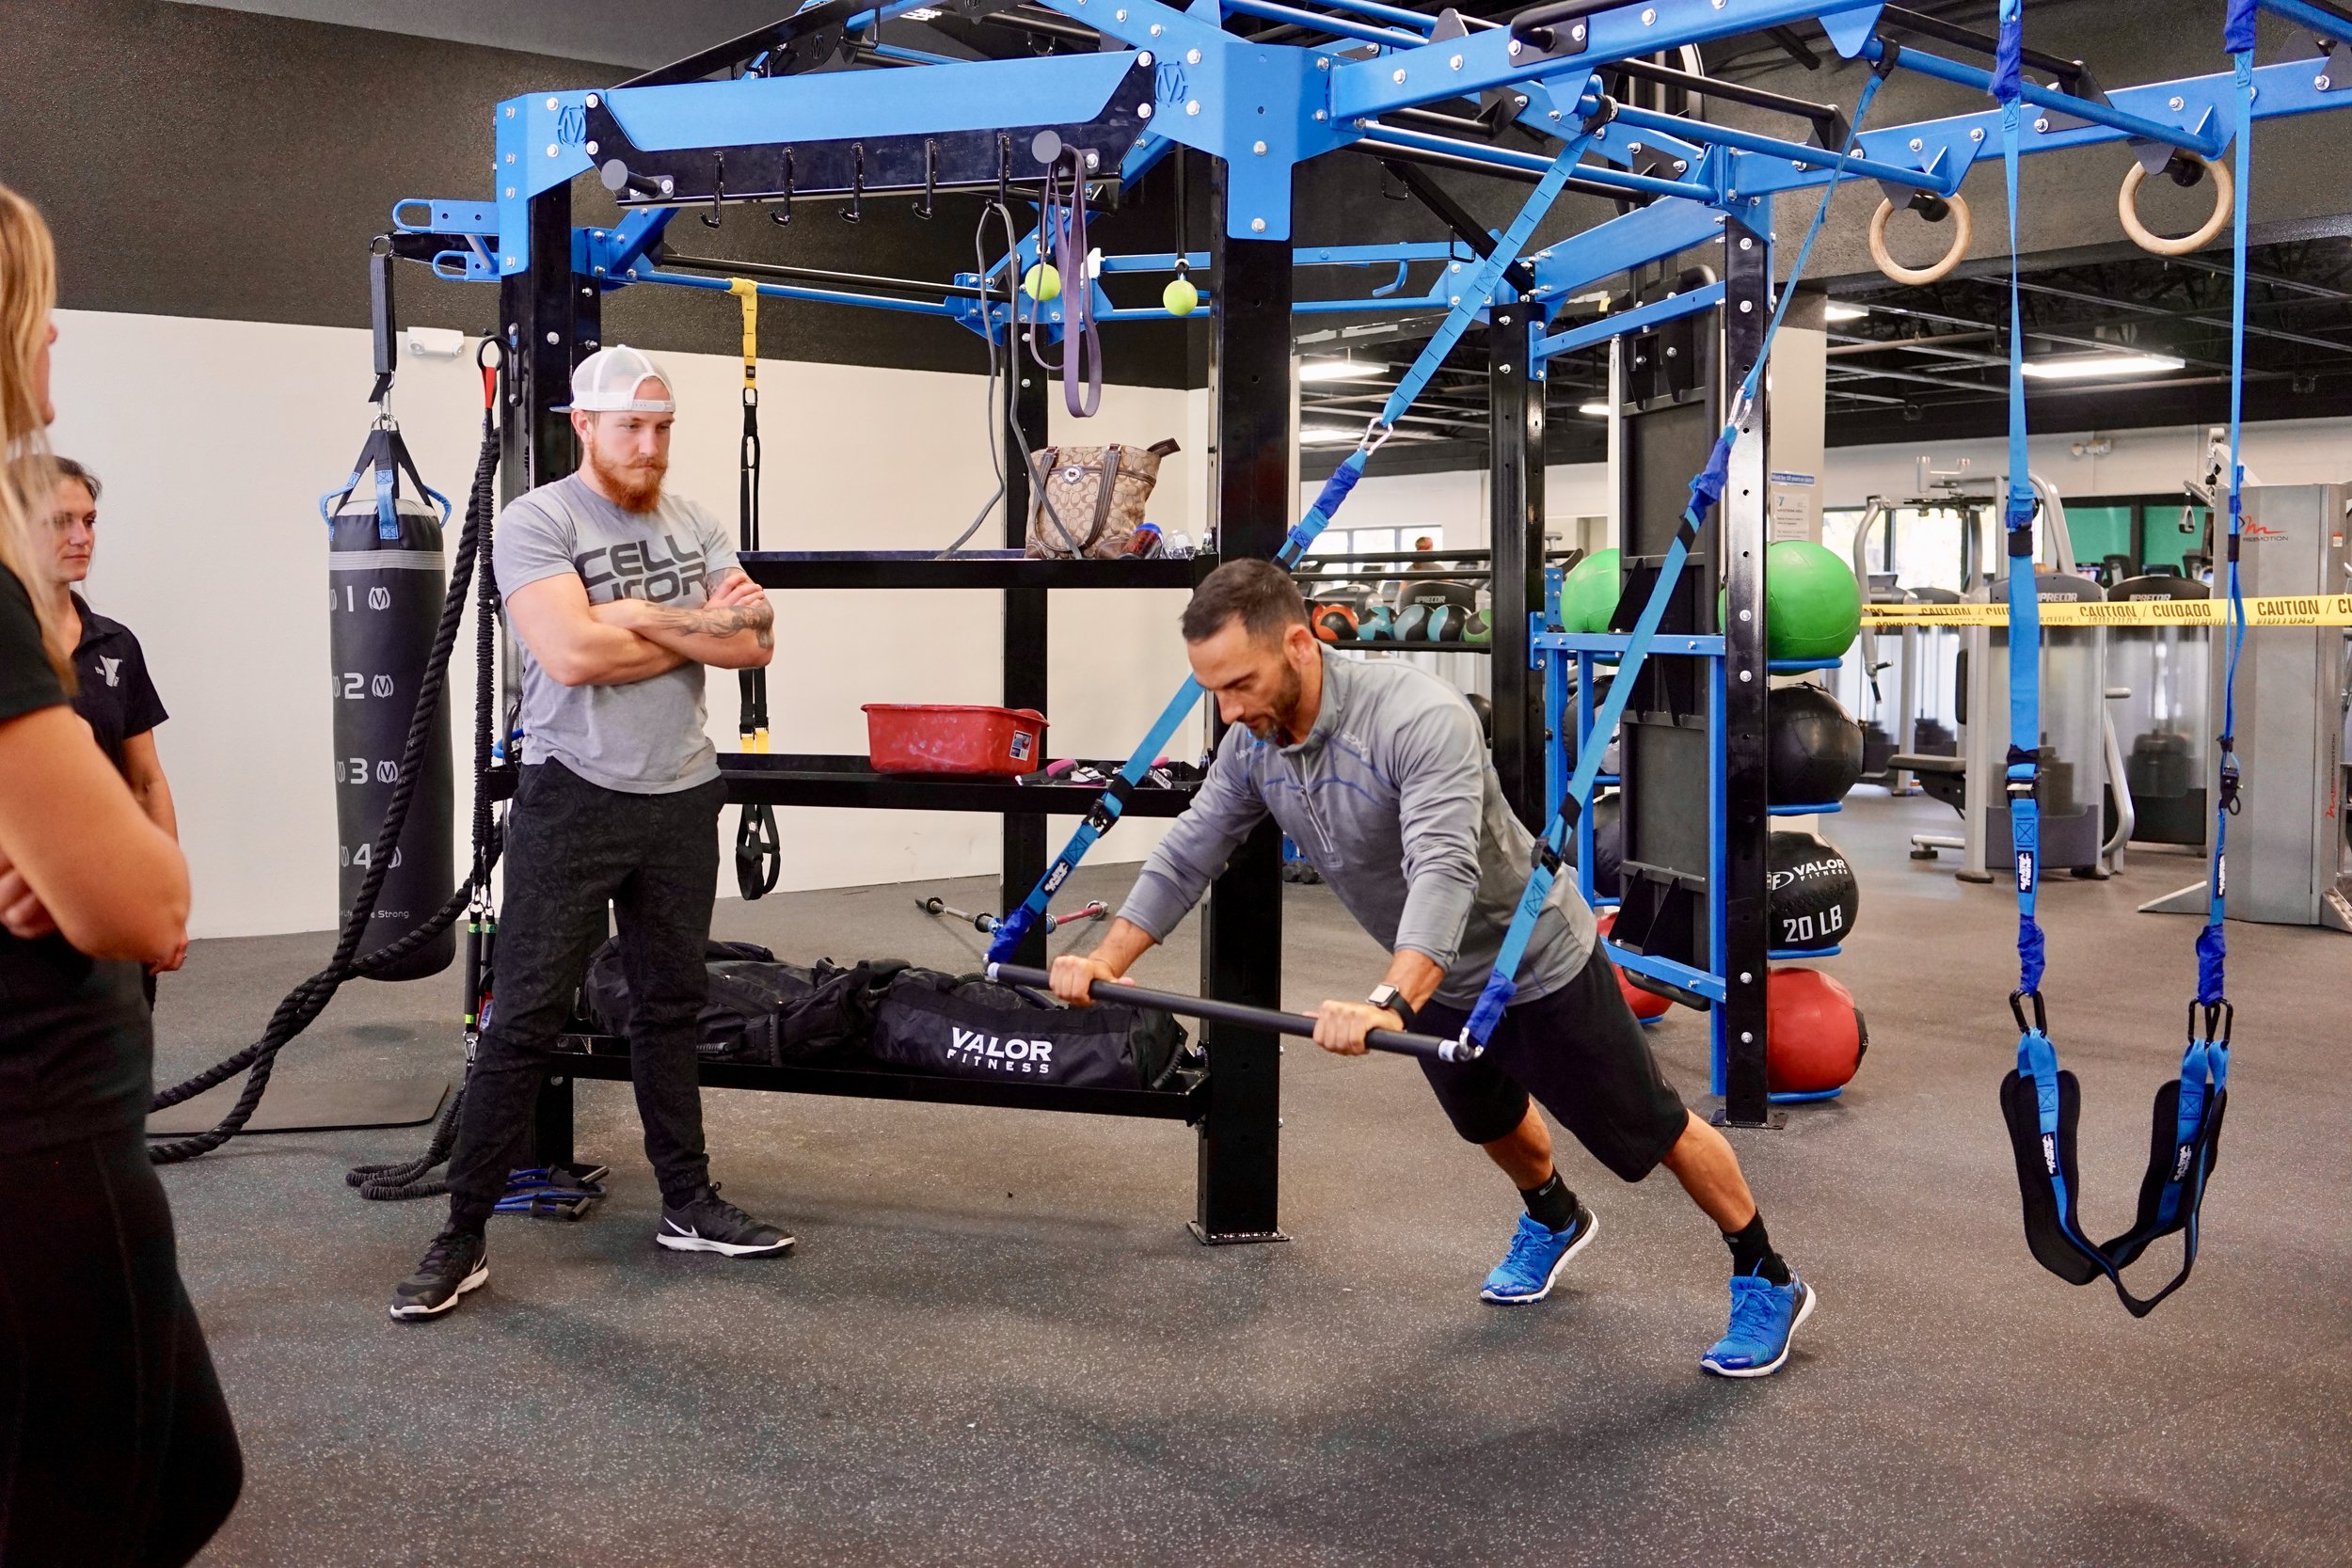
[1025,438,1181,559]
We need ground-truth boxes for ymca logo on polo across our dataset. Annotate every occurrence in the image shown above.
[97,655,121,688]
[576,532,709,603]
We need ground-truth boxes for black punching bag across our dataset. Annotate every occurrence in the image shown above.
[324,425,454,980]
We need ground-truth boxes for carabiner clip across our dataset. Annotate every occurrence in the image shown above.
[2010,988,2048,1036]
[1359,419,1395,455]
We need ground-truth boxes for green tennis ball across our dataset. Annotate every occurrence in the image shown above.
[1162,275,1200,316]
[1022,263,1062,302]
[1716,540,1865,660]
[1556,547,1622,633]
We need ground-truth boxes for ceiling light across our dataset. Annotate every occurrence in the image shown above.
[1299,425,1368,446]
[2021,351,2185,381]
[900,6,945,17]
[1823,301,1867,323]
[1577,401,1612,417]
[1299,358,1387,383]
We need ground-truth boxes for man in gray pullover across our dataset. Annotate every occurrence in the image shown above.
[1052,561,1814,1378]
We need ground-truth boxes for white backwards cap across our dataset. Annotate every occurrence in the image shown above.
[567,344,675,413]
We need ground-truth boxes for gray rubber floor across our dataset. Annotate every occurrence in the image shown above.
[153,790,2351,1568]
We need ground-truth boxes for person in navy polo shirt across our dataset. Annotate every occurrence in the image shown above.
[35,456,184,979]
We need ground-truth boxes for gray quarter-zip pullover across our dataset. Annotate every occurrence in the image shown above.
[1120,649,1592,1008]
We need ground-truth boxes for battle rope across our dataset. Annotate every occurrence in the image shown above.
[986,110,1613,965]
[150,348,506,1165]
[1993,0,2239,1315]
[1464,62,1893,1046]
[728,278,782,900]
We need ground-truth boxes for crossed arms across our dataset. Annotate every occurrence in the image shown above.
[507,567,775,687]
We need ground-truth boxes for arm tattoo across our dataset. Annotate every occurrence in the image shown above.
[641,598,775,647]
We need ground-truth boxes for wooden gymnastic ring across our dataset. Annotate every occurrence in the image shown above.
[1867,194,1972,286]
[2118,154,2232,257]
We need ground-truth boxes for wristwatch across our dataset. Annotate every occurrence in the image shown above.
[1367,983,1417,1034]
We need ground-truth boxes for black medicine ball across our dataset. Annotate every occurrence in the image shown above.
[1396,603,1432,641]
[1768,685,1865,806]
[1768,831,1859,952]
[1567,792,1625,899]
[1464,691,1493,744]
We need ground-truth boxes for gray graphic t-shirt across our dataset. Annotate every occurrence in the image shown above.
[492,473,739,794]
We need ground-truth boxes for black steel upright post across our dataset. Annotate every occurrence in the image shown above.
[1192,202,1290,1245]
[999,369,1051,968]
[1489,296,1546,831]
[500,182,602,1168]
[1716,215,1774,1129]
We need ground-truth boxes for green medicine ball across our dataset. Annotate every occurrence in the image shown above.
[1717,541,1864,659]
[1556,547,1621,633]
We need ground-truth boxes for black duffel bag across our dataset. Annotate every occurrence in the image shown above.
[580,938,903,1066]
[866,968,1187,1090]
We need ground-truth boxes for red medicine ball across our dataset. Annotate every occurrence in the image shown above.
[1595,911,1672,1022]
[1765,967,1868,1093]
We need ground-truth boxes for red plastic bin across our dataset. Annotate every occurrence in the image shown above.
[862,704,1048,776]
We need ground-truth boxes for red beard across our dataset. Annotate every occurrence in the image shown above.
[587,449,665,512]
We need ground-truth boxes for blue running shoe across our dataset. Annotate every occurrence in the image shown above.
[1701,1272,1816,1378]
[1479,1205,1598,1304]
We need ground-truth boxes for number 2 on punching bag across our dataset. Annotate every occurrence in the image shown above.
[324,425,456,980]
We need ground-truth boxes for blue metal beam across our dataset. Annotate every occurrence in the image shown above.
[1533,280,1724,362]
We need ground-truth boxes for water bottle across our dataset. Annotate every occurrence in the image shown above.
[1124,521,1163,557]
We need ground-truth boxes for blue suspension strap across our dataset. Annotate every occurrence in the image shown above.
[985,115,1610,965]
[1994,0,2243,1318]
[1462,65,1892,1048]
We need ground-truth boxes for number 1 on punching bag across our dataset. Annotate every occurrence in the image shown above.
[322,422,456,980]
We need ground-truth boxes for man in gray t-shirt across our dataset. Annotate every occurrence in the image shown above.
[391,345,793,1323]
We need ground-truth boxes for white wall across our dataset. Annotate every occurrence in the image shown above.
[1296,459,1612,553]
[48,308,1206,939]
[1819,417,2352,510]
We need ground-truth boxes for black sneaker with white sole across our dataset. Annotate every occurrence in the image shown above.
[389,1227,489,1322]
[657,1184,794,1258]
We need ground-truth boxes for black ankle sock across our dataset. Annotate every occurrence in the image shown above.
[1520,1171,1580,1232]
[1724,1212,1790,1285]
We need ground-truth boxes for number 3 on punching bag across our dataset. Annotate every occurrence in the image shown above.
[322,423,456,980]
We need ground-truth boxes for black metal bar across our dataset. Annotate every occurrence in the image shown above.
[620,0,866,87]
[1717,214,1773,1131]
[657,249,992,301]
[1489,298,1546,830]
[980,6,1103,45]
[1352,137,1641,203]
[1609,56,1845,145]
[1509,0,1613,49]
[1379,158,1537,293]
[1195,192,1291,1245]
[551,1042,1206,1121]
[989,965,1467,1061]
[1764,25,1821,71]
[718,755,1199,815]
[738,551,1209,590]
[1001,369,1051,972]
[1877,5,2086,89]
[368,244,396,404]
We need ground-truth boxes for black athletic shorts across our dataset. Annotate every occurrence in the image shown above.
[1415,938,1689,1182]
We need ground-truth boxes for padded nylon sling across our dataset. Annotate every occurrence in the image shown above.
[1463,67,1889,1047]
[1994,0,2241,1317]
[986,118,1607,964]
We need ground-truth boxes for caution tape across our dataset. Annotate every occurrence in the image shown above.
[1859,594,2352,628]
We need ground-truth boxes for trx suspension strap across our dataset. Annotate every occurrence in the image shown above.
[985,112,1612,965]
[730,279,782,900]
[1994,0,2237,1317]
[1463,66,1891,1048]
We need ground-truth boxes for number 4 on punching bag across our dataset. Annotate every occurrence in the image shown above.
[321,423,455,980]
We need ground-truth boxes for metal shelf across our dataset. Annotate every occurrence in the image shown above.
[721,753,1199,816]
[551,1038,1206,1121]
[1768,800,1845,816]
[1769,943,1844,960]
[1343,640,1493,655]
[1769,657,1847,674]
[739,550,1213,591]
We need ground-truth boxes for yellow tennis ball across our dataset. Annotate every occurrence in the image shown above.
[1021,263,1062,302]
[1162,276,1200,316]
